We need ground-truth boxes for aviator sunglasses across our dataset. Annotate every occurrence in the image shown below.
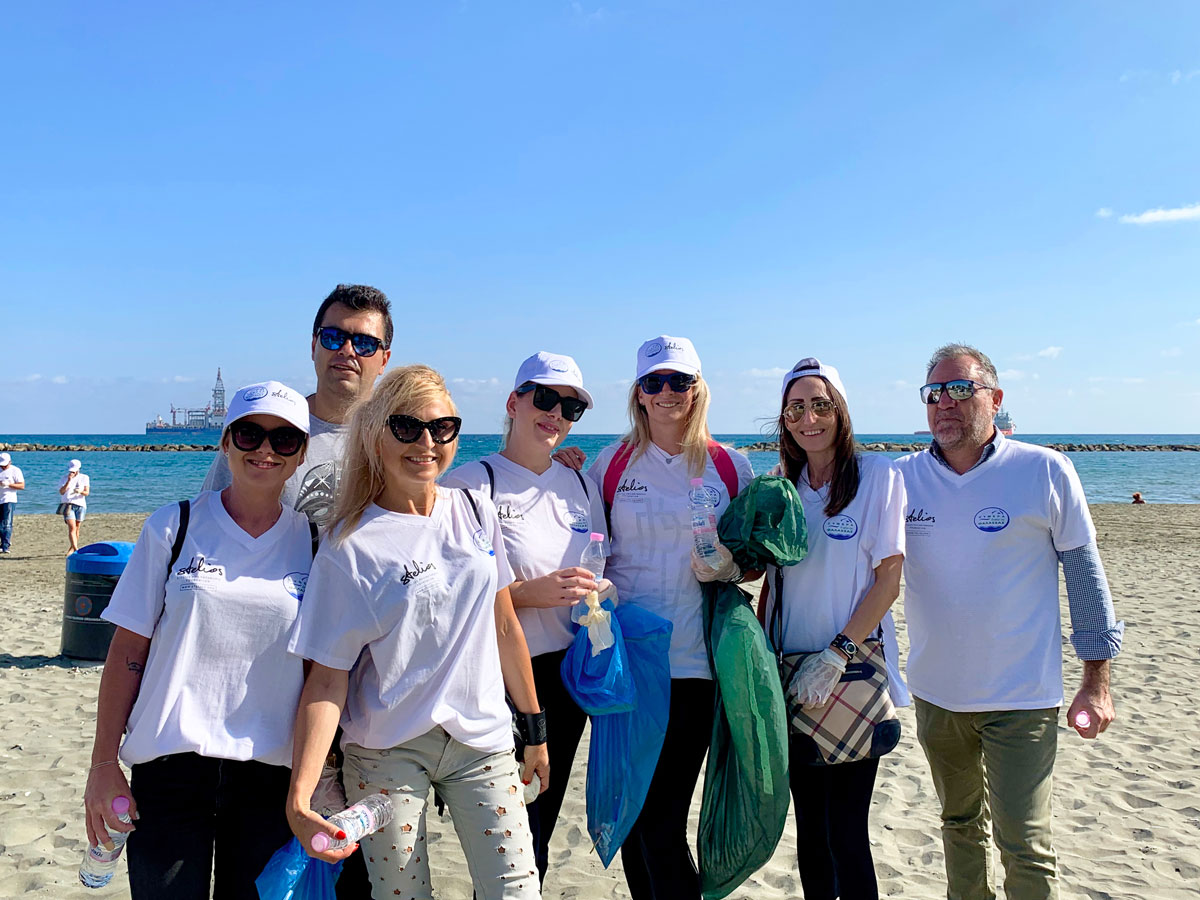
[919,379,995,405]
[637,372,697,395]
[783,398,836,422]
[387,414,462,444]
[314,326,387,357]
[229,422,307,456]
[516,383,587,422]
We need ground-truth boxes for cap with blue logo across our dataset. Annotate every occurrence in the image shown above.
[514,351,593,409]
[781,357,848,404]
[225,381,310,433]
[636,335,702,380]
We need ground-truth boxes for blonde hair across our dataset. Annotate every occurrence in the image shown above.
[622,375,713,477]
[330,365,458,541]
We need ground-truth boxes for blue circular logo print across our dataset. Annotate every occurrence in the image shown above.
[823,515,858,540]
[566,511,590,534]
[547,358,570,372]
[646,341,663,357]
[283,572,309,601]
[688,485,721,505]
[472,528,495,556]
[243,385,268,401]
[974,507,1010,532]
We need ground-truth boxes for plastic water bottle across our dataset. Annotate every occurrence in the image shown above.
[79,796,132,888]
[1074,709,1092,730]
[573,532,606,624]
[310,793,395,852]
[689,477,720,562]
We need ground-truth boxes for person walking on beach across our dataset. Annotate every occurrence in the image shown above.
[0,452,25,554]
[896,343,1124,900]
[58,458,90,555]
[442,351,610,888]
[84,381,314,898]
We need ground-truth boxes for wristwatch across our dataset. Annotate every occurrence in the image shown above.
[829,633,858,660]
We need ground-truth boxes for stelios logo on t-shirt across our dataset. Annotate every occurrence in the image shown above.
[973,507,1010,532]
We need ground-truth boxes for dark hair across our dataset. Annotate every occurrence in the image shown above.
[776,378,860,517]
[312,284,393,350]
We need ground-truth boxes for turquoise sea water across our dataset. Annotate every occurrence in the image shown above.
[2,433,1197,513]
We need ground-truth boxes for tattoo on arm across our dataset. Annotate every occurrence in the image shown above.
[126,658,145,676]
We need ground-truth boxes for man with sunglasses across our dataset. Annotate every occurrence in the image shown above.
[895,343,1123,900]
[202,284,392,527]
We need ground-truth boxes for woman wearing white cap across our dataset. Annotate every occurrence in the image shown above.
[442,351,610,887]
[582,335,753,900]
[286,365,548,900]
[83,381,314,898]
[58,458,91,555]
[761,358,907,900]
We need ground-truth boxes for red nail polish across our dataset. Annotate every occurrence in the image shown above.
[336,830,347,840]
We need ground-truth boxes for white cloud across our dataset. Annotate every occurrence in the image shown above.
[1119,202,1200,225]
[1170,69,1200,85]
[1095,208,1112,219]
[741,367,789,379]
[1161,347,1183,357]
[50,375,68,384]
[18,374,42,383]
[1087,376,1147,384]
[1036,346,1063,359]
[998,369,1025,381]
[450,377,502,391]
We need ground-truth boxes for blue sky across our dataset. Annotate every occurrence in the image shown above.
[2,1,1198,435]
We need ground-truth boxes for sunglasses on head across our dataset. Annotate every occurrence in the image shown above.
[637,372,696,395]
[229,422,307,456]
[314,326,386,357]
[919,380,995,405]
[387,414,462,444]
[783,398,836,422]
[516,383,587,422]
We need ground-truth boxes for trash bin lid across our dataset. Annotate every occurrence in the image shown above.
[67,541,136,576]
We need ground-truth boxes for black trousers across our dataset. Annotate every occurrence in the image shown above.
[525,648,590,885]
[126,753,293,900]
[788,741,881,900]
[620,677,715,900]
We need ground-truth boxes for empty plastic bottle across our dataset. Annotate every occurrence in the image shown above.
[310,793,395,853]
[79,796,132,888]
[689,478,720,562]
[1074,709,1092,730]
[573,532,606,624]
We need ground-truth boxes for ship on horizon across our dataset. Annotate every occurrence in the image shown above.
[146,369,226,438]
[915,407,1016,436]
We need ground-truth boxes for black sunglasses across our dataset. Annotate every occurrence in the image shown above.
[516,383,587,422]
[387,414,462,444]
[314,326,386,357]
[638,372,696,395]
[228,422,307,457]
[919,380,995,405]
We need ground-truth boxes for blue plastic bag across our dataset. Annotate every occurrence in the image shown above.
[560,598,636,714]
[584,603,672,867]
[256,836,344,900]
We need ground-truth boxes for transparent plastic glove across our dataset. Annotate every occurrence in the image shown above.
[789,648,848,708]
[596,578,619,608]
[577,588,615,656]
[691,542,742,583]
[309,755,348,817]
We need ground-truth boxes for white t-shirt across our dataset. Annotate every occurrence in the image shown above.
[442,454,609,658]
[0,466,24,504]
[102,490,313,766]
[289,488,517,754]
[586,441,754,680]
[61,473,90,508]
[764,454,910,706]
[895,434,1096,712]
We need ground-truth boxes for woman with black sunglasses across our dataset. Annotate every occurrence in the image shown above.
[286,365,548,899]
[442,351,610,888]
[581,335,752,900]
[84,382,314,898]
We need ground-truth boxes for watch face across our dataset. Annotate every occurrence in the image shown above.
[833,634,857,657]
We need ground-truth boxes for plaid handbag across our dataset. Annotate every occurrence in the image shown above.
[771,570,901,765]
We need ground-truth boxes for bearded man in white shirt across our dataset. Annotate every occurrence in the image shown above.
[895,343,1123,900]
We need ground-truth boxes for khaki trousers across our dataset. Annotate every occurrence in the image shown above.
[914,698,1059,900]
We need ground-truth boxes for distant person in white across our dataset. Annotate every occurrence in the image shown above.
[58,458,90,555]
[442,350,611,887]
[202,283,393,527]
[758,358,906,900]
[84,381,313,899]
[896,343,1123,900]
[0,452,25,554]
[286,365,548,900]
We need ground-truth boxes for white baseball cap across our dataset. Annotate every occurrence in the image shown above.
[781,357,848,404]
[225,381,311,433]
[68,459,82,472]
[514,352,594,409]
[636,335,702,380]
[0,453,10,466]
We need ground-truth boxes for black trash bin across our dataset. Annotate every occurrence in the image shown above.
[61,541,135,661]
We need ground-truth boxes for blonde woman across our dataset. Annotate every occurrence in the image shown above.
[286,365,548,900]
[582,336,753,900]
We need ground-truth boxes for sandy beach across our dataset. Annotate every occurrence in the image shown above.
[1,505,1197,899]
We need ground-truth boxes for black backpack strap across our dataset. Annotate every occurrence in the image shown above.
[460,488,484,528]
[309,520,320,558]
[573,467,590,501]
[480,460,496,498]
[167,499,190,574]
